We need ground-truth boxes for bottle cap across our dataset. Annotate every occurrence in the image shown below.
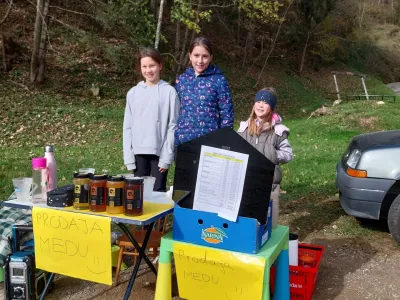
[107,175,124,182]
[124,177,144,184]
[45,145,54,152]
[32,157,47,169]
[89,173,108,180]
[73,172,89,178]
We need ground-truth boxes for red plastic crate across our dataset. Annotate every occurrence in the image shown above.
[270,243,325,300]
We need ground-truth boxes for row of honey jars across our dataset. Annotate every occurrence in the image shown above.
[73,173,143,216]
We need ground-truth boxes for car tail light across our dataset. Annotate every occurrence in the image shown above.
[346,149,361,169]
[346,167,367,178]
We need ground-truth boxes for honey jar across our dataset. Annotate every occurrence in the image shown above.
[106,175,124,214]
[124,177,144,216]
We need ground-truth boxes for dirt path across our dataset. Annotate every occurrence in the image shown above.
[1,233,398,300]
[301,234,400,300]
[1,198,399,300]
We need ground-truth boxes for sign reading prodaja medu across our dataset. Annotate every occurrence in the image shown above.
[32,207,112,285]
[173,242,265,300]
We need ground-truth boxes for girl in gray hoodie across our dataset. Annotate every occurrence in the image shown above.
[123,48,180,191]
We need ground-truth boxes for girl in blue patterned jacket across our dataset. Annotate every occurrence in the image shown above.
[174,37,234,145]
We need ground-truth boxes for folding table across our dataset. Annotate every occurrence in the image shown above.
[2,191,176,300]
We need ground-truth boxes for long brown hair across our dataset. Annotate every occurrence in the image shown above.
[136,47,162,71]
[248,87,277,136]
[189,37,213,55]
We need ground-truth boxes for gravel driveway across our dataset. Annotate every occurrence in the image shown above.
[1,229,399,300]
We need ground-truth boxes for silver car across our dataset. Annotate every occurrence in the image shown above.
[336,129,400,243]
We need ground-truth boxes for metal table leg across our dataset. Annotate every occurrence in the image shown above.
[39,272,55,300]
[116,222,157,300]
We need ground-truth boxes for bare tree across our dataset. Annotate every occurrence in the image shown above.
[297,0,336,74]
[172,21,181,73]
[0,0,13,25]
[255,1,293,87]
[178,26,189,73]
[1,0,15,71]
[37,0,50,82]
[31,0,44,83]
[154,0,165,49]
[359,0,366,29]
[298,30,311,74]
[30,0,50,83]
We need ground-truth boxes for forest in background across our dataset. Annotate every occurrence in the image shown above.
[2,0,400,87]
[2,1,400,253]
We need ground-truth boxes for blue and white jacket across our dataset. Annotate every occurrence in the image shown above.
[174,65,234,145]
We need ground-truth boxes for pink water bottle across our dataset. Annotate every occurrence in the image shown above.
[44,145,57,191]
[32,157,48,203]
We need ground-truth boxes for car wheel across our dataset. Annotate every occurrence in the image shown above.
[388,195,400,244]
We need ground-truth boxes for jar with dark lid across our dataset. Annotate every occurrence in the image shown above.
[124,177,144,216]
[73,172,89,210]
[106,175,124,214]
[89,173,107,212]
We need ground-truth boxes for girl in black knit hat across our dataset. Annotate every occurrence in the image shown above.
[237,87,293,227]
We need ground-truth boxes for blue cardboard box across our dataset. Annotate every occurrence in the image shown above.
[172,199,273,254]
[172,128,276,254]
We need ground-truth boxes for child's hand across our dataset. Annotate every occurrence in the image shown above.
[159,168,168,173]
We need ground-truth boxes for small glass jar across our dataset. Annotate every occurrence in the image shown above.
[106,175,124,214]
[124,177,144,216]
[89,174,107,212]
[73,172,89,210]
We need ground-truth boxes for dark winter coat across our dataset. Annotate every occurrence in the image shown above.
[174,65,234,145]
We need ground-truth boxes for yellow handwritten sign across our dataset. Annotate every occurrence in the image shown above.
[173,242,265,300]
[32,207,112,285]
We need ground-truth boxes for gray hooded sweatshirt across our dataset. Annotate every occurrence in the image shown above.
[123,80,180,170]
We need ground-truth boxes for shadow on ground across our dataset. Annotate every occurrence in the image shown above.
[310,237,377,300]
[281,196,346,240]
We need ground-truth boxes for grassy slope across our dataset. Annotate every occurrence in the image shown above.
[1,61,399,242]
[2,66,397,195]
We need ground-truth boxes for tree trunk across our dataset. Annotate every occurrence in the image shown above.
[298,30,311,74]
[154,0,165,49]
[151,0,157,12]
[237,4,241,42]
[172,21,181,73]
[37,0,50,83]
[30,0,45,83]
[242,26,254,67]
[174,22,181,56]
[178,26,189,73]
[359,1,366,29]
[182,29,196,67]
[0,0,13,26]
[254,0,293,87]
[247,28,255,59]
[242,32,248,67]
[2,34,7,71]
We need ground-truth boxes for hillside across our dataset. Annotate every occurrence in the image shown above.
[1,1,400,201]
[2,2,400,299]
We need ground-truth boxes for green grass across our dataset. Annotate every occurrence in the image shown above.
[281,99,400,200]
[277,99,400,240]
[1,65,399,243]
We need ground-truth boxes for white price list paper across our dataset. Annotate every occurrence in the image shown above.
[193,145,249,222]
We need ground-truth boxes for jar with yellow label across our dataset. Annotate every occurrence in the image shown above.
[73,172,89,210]
[106,175,124,214]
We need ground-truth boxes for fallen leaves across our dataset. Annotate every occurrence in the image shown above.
[0,85,123,148]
